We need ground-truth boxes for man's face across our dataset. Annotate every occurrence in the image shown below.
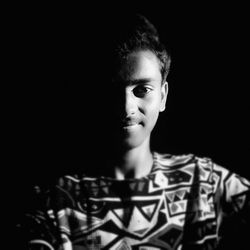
[110,50,168,149]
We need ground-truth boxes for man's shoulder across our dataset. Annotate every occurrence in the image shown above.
[154,152,195,167]
[153,152,233,193]
[154,151,229,175]
[28,174,87,198]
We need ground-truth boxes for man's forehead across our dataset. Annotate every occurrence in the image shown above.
[113,50,162,82]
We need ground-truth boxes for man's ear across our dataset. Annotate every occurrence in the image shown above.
[160,81,168,112]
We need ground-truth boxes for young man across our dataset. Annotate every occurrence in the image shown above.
[16,14,249,250]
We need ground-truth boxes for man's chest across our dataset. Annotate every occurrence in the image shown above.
[56,180,217,249]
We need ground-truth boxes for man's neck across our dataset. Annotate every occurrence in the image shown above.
[114,139,153,179]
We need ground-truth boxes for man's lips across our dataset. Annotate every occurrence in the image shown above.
[123,121,139,126]
[121,118,142,130]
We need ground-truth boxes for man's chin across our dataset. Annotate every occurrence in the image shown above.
[121,136,146,150]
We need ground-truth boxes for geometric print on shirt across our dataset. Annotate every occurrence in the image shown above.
[16,152,250,250]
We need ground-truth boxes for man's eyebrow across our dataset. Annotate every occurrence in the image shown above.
[128,78,152,85]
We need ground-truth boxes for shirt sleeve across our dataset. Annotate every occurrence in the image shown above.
[214,164,250,249]
[220,168,250,217]
[15,185,61,250]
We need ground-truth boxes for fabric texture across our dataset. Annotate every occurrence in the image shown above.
[16,152,250,249]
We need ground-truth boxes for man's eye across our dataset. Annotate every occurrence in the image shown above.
[133,86,152,97]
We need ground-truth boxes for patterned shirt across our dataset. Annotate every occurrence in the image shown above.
[16,152,250,250]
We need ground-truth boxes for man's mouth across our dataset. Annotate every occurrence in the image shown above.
[120,116,142,130]
[122,120,141,130]
[123,121,138,126]
[123,123,139,128]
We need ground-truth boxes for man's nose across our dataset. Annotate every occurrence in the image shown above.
[124,90,137,116]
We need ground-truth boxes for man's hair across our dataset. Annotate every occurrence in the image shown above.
[110,13,171,82]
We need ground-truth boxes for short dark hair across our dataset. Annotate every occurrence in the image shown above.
[110,13,171,82]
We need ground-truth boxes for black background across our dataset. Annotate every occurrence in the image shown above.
[5,2,250,191]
